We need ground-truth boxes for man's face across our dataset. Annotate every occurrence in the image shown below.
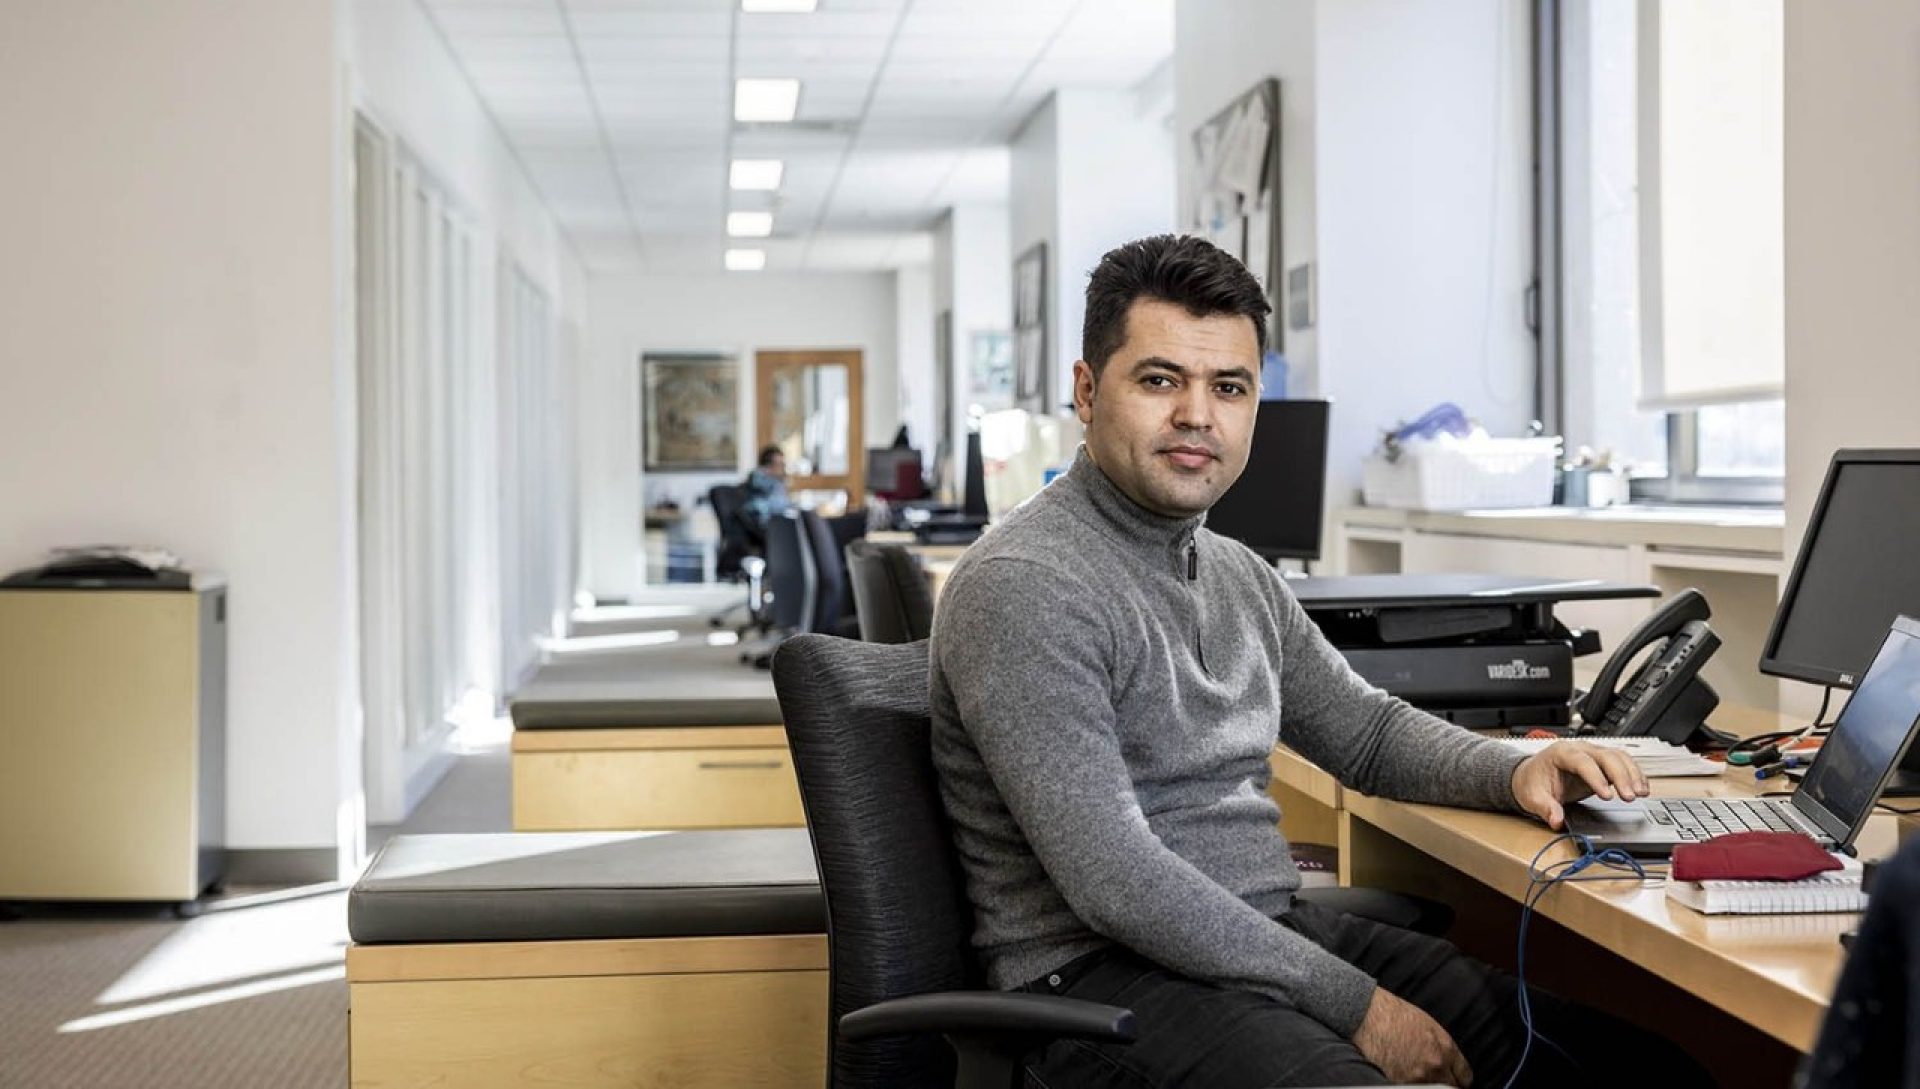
[768,453,787,479]
[1073,297,1259,518]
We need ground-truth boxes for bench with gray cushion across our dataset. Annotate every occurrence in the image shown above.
[507,665,801,832]
[345,828,831,1088]
[349,828,824,943]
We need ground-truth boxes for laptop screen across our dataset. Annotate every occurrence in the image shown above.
[1795,616,1920,843]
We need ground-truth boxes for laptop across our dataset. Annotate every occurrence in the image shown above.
[1565,615,1920,857]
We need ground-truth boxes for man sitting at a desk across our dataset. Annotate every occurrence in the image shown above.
[929,235,1709,1087]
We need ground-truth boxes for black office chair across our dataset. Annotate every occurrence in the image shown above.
[771,635,1134,1089]
[800,509,862,640]
[745,510,815,668]
[707,483,768,636]
[844,540,934,644]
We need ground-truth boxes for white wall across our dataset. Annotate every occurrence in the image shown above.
[581,272,899,598]
[1176,0,1533,513]
[1176,0,1317,380]
[0,2,356,855]
[346,0,585,326]
[895,265,937,455]
[1782,4,1920,550]
[1314,0,1535,505]
[1013,90,1178,403]
[930,204,1013,492]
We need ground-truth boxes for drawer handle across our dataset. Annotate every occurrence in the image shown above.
[698,760,785,770]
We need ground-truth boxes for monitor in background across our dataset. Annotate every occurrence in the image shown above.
[1207,399,1331,561]
[1761,450,1920,688]
[962,429,988,519]
[865,446,924,501]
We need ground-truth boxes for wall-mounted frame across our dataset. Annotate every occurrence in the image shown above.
[1012,242,1048,413]
[641,353,739,472]
[1188,77,1284,352]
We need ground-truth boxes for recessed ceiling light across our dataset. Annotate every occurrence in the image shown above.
[734,78,800,123]
[742,0,817,10]
[725,248,767,271]
[730,159,785,191]
[727,212,774,238]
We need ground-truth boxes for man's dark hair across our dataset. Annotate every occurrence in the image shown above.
[1081,234,1271,375]
[757,445,784,468]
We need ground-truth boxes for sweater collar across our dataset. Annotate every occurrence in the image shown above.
[1060,445,1205,553]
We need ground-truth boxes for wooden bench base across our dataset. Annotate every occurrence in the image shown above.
[348,933,828,1088]
[511,725,806,831]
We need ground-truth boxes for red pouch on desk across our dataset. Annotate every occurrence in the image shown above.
[1670,830,1843,882]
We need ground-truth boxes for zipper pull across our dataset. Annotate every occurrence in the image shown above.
[1187,541,1197,581]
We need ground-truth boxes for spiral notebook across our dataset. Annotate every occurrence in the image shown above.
[1666,855,1867,916]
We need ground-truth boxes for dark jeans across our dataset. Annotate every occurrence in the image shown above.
[1019,899,1710,1088]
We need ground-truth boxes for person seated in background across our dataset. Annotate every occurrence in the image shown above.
[741,445,791,536]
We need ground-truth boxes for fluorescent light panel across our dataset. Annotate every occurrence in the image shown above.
[735,78,800,123]
[743,0,817,10]
[727,212,774,238]
[725,248,767,271]
[730,158,785,190]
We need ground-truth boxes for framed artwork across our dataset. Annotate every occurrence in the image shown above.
[1188,77,1284,352]
[968,330,1014,411]
[1013,242,1048,412]
[641,353,739,471]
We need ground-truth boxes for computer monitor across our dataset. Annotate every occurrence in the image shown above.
[1760,450,1920,688]
[865,446,924,500]
[1206,399,1331,561]
[962,430,988,519]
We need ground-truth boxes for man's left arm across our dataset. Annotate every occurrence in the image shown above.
[1270,575,1645,825]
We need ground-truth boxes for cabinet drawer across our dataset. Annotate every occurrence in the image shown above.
[513,747,806,831]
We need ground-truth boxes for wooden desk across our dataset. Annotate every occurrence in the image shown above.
[1269,730,1916,1053]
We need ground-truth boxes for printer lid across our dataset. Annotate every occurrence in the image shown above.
[1288,574,1659,611]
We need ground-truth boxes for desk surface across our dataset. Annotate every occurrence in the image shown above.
[1271,714,1916,1051]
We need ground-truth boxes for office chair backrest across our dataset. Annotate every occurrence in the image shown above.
[844,540,934,644]
[799,509,849,635]
[764,510,816,632]
[772,635,967,1089]
[708,484,752,578]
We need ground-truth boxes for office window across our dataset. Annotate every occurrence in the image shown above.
[1550,0,1783,501]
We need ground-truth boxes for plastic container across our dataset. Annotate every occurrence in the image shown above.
[1362,436,1561,511]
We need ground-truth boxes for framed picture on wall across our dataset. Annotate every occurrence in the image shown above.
[1013,242,1048,411]
[641,353,739,472]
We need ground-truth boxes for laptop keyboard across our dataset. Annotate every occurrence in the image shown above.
[1648,797,1821,842]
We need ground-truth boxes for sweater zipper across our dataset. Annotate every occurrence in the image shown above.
[1186,540,1197,581]
[1183,534,1210,675]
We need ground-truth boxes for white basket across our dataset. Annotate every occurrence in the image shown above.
[1362,437,1561,511]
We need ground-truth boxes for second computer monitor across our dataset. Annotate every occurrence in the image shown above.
[1761,449,1920,688]
[1206,399,1331,562]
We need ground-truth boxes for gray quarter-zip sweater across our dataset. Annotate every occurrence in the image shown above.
[930,448,1529,1037]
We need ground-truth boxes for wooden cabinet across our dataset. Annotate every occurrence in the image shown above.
[511,725,805,832]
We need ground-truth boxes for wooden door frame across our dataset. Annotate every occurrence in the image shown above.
[755,349,864,498]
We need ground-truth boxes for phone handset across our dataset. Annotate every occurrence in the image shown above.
[1578,588,1722,744]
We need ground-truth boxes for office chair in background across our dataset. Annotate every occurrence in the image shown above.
[844,540,934,644]
[799,509,864,641]
[744,510,815,669]
[707,483,769,638]
[772,635,1134,1089]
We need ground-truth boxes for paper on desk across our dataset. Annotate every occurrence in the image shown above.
[1499,736,1724,777]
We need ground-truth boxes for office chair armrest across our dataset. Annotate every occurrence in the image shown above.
[839,991,1135,1045]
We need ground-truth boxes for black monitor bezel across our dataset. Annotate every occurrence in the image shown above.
[1207,398,1332,562]
[1790,615,1920,850]
[1760,448,1920,688]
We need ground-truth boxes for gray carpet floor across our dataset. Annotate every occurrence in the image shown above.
[0,590,749,1088]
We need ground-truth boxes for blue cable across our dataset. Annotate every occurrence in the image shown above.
[1502,834,1664,1089]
